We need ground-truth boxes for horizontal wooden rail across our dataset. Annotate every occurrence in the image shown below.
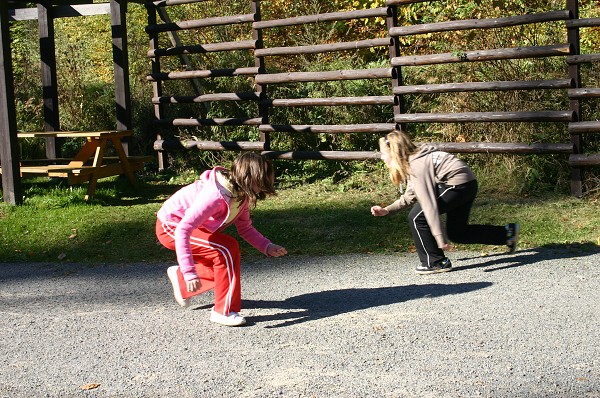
[255,68,395,84]
[146,14,255,34]
[568,88,600,98]
[569,154,600,166]
[263,96,396,107]
[566,17,600,28]
[253,8,390,29]
[259,124,396,134]
[386,0,432,5]
[254,38,391,57]
[392,44,571,67]
[566,54,600,64]
[154,140,265,151]
[147,67,259,81]
[147,0,210,6]
[390,10,570,37]
[263,151,380,160]
[148,39,256,57]
[152,92,262,104]
[569,121,600,134]
[430,142,573,154]
[394,79,573,95]
[154,117,264,127]
[394,111,575,123]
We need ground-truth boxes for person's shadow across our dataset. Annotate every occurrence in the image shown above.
[239,281,492,328]
[453,243,600,273]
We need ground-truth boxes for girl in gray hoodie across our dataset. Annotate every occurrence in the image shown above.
[371,130,519,274]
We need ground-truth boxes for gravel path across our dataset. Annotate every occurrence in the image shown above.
[1,247,599,397]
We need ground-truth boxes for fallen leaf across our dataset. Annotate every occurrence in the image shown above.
[80,383,100,390]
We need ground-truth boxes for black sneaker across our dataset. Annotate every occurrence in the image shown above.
[415,257,452,275]
[506,223,520,253]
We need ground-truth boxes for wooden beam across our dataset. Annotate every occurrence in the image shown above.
[390,10,571,37]
[394,79,573,94]
[111,0,132,138]
[38,1,60,159]
[255,68,394,84]
[8,4,111,21]
[394,111,575,123]
[0,2,22,204]
[253,8,390,29]
[254,38,391,57]
[392,44,572,67]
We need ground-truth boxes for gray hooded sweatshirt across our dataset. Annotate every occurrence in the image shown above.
[384,145,476,248]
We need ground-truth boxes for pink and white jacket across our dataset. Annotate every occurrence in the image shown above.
[156,167,272,280]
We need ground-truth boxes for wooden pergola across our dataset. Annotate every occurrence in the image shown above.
[0,0,133,204]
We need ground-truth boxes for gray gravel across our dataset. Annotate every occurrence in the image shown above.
[1,247,599,398]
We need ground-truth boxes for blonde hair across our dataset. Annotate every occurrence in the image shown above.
[379,130,418,187]
[228,152,275,207]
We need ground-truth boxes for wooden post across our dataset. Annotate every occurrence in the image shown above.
[567,0,583,197]
[252,0,269,150]
[110,0,132,154]
[147,2,166,170]
[38,0,60,159]
[0,2,22,204]
[386,3,404,132]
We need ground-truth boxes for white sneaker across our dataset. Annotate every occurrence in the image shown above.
[210,308,246,326]
[167,266,191,308]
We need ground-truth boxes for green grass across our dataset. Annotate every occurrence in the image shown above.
[0,172,598,264]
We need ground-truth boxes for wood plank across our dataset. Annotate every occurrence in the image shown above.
[255,68,394,84]
[148,39,256,57]
[394,111,574,123]
[146,13,255,34]
[254,38,391,57]
[390,11,570,37]
[0,1,22,204]
[392,44,571,67]
[253,8,389,29]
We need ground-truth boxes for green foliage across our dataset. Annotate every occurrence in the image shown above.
[6,0,600,194]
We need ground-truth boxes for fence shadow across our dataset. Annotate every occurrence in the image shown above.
[242,281,492,328]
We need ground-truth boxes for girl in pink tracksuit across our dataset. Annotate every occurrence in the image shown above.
[156,152,287,326]
[371,130,519,275]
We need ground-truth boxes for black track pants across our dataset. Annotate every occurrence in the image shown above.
[407,179,507,267]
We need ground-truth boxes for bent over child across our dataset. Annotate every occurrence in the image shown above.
[371,130,519,275]
[156,152,287,326]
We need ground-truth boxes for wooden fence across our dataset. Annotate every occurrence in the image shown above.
[145,0,600,196]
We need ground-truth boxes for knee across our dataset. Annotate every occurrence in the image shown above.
[447,227,464,243]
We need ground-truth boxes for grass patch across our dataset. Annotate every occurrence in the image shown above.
[0,173,598,264]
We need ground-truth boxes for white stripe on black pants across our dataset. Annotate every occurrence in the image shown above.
[407,180,507,267]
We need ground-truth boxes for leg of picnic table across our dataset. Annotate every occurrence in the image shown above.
[111,137,137,187]
[84,138,107,201]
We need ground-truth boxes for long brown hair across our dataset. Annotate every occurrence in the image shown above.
[379,130,418,187]
[228,152,275,207]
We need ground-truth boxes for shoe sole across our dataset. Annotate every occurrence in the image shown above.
[167,267,191,308]
[415,267,452,275]
[210,310,247,326]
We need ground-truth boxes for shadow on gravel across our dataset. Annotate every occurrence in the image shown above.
[453,243,600,273]
[244,281,492,328]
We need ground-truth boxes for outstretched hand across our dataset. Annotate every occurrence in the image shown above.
[268,243,287,257]
[370,205,389,217]
[186,279,201,293]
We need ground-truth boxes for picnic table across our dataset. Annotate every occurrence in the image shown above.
[0,130,152,200]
